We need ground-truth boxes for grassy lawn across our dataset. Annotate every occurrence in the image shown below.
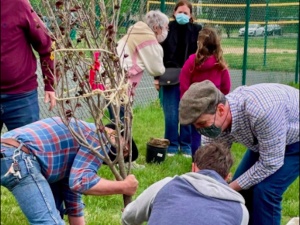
[1,100,299,225]
[222,36,297,50]
[225,52,297,72]
[221,36,298,72]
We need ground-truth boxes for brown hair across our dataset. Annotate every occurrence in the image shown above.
[194,142,233,178]
[173,0,194,23]
[194,26,227,70]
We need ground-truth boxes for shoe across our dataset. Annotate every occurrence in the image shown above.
[125,161,145,169]
[167,153,175,157]
[182,154,192,158]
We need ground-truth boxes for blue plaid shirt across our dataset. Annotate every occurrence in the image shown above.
[1,117,109,216]
[203,83,299,189]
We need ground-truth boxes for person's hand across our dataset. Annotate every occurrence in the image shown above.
[123,174,138,196]
[44,91,56,111]
[154,80,160,91]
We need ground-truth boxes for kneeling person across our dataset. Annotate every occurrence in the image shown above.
[122,142,249,225]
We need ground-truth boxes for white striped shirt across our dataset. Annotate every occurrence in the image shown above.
[203,83,299,189]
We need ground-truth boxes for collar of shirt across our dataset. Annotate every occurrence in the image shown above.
[225,91,260,150]
[226,95,242,135]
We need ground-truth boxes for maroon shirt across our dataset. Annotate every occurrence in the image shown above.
[1,0,54,94]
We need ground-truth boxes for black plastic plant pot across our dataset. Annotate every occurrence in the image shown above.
[146,143,167,164]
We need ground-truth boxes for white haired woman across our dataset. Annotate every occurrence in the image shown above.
[117,10,169,95]
[108,10,169,169]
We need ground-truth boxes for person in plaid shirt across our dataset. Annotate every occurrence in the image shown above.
[0,117,138,225]
[179,80,299,225]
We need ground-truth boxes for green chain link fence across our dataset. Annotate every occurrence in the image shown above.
[4,0,295,133]
[30,0,299,87]
[149,0,299,86]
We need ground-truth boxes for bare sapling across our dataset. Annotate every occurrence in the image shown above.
[38,0,135,206]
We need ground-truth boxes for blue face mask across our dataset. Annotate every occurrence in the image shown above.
[175,13,190,25]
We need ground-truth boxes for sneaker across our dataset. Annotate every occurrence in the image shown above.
[182,154,192,158]
[125,161,145,169]
[167,153,176,157]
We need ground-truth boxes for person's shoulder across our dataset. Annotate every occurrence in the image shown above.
[17,0,32,9]
[11,0,33,17]
[39,117,63,127]
[169,20,176,25]
[5,0,25,4]
[187,53,196,62]
[2,0,27,12]
[168,20,177,29]
[134,21,147,27]
[192,22,203,31]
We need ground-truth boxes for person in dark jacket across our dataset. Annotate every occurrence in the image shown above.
[154,0,202,157]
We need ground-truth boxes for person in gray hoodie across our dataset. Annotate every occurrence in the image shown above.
[122,142,249,225]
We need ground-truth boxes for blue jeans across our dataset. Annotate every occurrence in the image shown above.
[161,84,191,155]
[0,89,39,132]
[232,141,299,225]
[0,144,65,225]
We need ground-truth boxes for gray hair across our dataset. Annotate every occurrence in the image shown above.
[144,10,169,30]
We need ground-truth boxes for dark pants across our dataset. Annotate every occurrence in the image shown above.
[0,89,39,132]
[191,125,201,157]
[108,104,125,123]
[161,84,191,155]
[50,182,66,219]
[232,141,299,225]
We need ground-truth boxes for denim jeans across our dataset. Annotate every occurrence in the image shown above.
[232,141,299,225]
[1,144,65,225]
[161,84,191,155]
[0,89,39,132]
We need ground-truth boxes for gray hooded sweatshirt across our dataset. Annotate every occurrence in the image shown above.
[122,170,249,225]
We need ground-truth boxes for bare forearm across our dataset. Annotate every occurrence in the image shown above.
[83,175,138,196]
[68,216,85,225]
[83,178,128,196]
[229,180,242,191]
